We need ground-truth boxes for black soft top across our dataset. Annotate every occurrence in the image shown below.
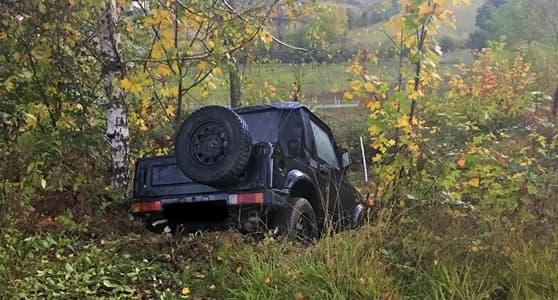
[233,101,306,114]
[234,102,332,135]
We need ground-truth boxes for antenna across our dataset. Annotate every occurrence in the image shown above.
[359,136,368,182]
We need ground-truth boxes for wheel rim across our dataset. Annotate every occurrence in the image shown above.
[190,121,229,166]
[295,213,313,239]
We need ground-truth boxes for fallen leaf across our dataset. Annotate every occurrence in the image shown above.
[181,287,190,295]
[468,177,480,188]
[457,158,466,168]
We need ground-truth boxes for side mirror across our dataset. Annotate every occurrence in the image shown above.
[341,151,351,169]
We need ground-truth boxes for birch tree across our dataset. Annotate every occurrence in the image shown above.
[100,0,129,193]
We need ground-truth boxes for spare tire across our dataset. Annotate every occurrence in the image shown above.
[175,105,252,186]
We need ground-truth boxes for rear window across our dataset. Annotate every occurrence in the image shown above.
[151,164,189,186]
[239,110,279,142]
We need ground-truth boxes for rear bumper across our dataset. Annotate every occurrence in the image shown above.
[132,189,289,232]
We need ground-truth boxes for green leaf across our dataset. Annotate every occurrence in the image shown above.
[38,2,47,14]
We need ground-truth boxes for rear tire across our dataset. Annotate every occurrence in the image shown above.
[272,197,318,242]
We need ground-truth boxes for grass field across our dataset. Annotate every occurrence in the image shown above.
[191,49,475,107]
[187,0,482,107]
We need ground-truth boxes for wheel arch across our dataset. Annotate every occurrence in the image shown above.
[283,170,324,225]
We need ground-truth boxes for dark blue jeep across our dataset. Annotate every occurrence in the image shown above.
[132,102,364,240]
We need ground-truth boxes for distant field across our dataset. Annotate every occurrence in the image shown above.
[191,48,475,106]
[189,0,481,107]
[193,0,483,106]
[190,63,353,106]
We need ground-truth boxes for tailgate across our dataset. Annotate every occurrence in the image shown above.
[133,156,218,200]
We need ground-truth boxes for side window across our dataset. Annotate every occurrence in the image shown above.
[310,120,339,168]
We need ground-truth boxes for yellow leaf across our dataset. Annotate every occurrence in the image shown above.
[343,91,354,101]
[120,78,132,90]
[151,41,164,59]
[213,67,223,77]
[419,3,434,16]
[235,266,242,274]
[369,126,380,135]
[170,86,179,97]
[140,98,149,117]
[396,116,410,129]
[165,105,176,117]
[351,80,362,91]
[372,154,382,162]
[259,30,273,45]
[125,20,133,32]
[40,179,47,189]
[181,287,190,295]
[161,86,178,98]
[367,101,380,111]
[153,9,170,24]
[468,177,480,188]
[201,89,209,99]
[129,83,142,95]
[155,64,171,77]
[120,77,142,95]
[197,61,209,72]
[385,15,404,32]
[264,276,271,285]
[137,119,148,131]
[409,90,423,100]
[364,82,375,93]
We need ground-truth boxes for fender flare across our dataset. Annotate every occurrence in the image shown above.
[282,169,325,228]
[283,169,313,190]
[283,169,323,209]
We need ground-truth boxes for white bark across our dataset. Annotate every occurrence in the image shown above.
[100,0,129,192]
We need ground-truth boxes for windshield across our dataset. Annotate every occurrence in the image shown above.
[239,110,279,143]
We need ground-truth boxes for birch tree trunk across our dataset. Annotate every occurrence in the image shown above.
[100,0,129,193]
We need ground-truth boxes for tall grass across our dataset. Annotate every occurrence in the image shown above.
[226,205,558,299]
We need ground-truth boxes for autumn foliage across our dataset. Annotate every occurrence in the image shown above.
[2,0,558,298]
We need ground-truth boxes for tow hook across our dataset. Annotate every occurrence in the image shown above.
[152,219,169,227]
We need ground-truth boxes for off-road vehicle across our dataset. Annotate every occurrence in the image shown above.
[132,102,365,239]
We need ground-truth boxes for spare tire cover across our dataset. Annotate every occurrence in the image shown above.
[175,105,252,186]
